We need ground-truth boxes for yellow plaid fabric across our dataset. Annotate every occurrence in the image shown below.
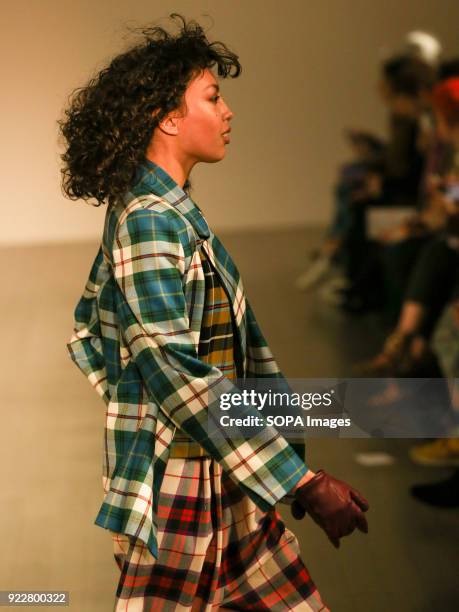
[170,247,238,458]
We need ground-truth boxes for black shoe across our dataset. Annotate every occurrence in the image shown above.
[410,470,459,508]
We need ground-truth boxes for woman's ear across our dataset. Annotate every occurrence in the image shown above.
[156,113,180,136]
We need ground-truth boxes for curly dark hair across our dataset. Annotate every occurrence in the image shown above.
[58,14,241,206]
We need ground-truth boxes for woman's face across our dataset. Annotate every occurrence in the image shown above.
[175,68,234,163]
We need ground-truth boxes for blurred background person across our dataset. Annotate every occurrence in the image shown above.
[296,32,439,311]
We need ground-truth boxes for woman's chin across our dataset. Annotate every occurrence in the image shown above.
[199,150,227,164]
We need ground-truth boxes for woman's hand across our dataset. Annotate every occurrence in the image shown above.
[291,470,369,549]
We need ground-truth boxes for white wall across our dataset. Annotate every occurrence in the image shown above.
[1,0,458,245]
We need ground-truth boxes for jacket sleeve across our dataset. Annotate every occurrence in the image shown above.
[67,246,110,406]
[110,206,308,510]
[244,297,307,468]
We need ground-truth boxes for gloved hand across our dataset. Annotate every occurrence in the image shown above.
[291,469,369,548]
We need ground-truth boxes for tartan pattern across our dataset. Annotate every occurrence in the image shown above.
[169,248,238,458]
[112,457,328,611]
[67,159,307,559]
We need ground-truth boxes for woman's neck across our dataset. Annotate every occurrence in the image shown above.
[145,145,195,189]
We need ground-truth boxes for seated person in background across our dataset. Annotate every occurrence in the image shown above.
[375,57,459,246]
[341,60,459,316]
[297,53,436,294]
[409,296,459,508]
[355,76,459,377]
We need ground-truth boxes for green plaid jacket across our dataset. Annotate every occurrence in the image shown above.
[67,160,307,558]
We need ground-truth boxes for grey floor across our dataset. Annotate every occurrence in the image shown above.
[0,227,458,611]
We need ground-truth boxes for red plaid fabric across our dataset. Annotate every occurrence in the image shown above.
[111,457,329,611]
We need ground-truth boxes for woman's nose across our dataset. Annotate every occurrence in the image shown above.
[222,100,234,121]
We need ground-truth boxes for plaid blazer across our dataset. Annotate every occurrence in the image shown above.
[67,160,307,558]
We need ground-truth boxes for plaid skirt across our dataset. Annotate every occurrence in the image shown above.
[111,457,329,611]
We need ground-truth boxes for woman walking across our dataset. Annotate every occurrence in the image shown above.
[60,15,369,611]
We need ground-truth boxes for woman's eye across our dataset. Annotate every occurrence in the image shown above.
[211,95,220,103]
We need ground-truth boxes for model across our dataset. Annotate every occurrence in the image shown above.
[60,14,369,611]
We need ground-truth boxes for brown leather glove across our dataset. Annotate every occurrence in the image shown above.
[291,469,369,548]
